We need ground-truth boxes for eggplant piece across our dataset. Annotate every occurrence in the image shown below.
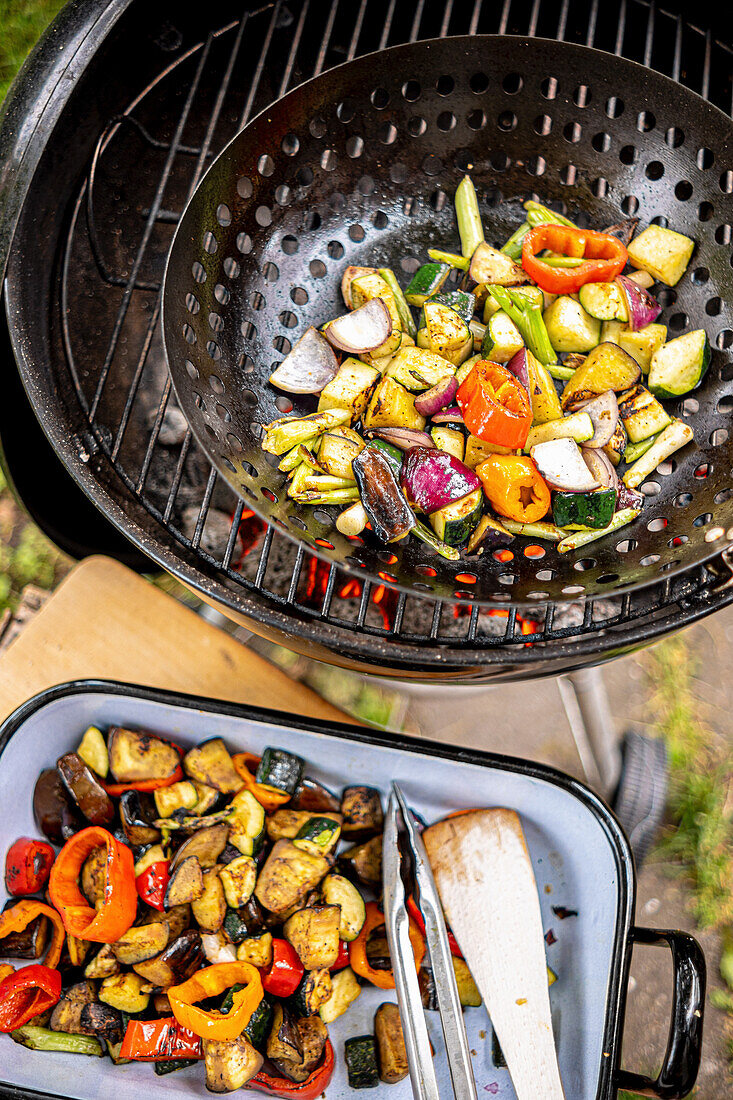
[235,932,273,968]
[340,835,382,889]
[183,738,242,794]
[283,905,341,970]
[80,845,108,906]
[203,1036,264,1092]
[192,783,222,814]
[191,866,227,933]
[352,445,415,543]
[153,780,199,818]
[266,810,328,843]
[418,965,438,1010]
[291,969,332,1017]
[254,840,332,914]
[79,1002,123,1044]
[140,903,191,945]
[56,753,115,826]
[164,855,205,908]
[0,903,48,959]
[220,842,246,865]
[133,929,203,988]
[375,1003,409,1083]
[365,927,392,971]
[33,767,83,843]
[99,972,151,1014]
[111,922,169,965]
[119,790,161,846]
[340,787,383,839]
[84,943,120,980]
[267,1004,303,1080]
[154,992,172,1014]
[66,934,91,969]
[290,778,341,814]
[50,982,97,1034]
[219,856,257,908]
[107,726,180,783]
[288,1017,328,1083]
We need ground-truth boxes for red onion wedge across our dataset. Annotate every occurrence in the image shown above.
[505,348,533,395]
[602,218,639,248]
[341,266,377,309]
[581,447,619,492]
[575,391,619,449]
[616,484,644,511]
[368,428,435,451]
[400,447,480,513]
[616,275,661,332]
[431,408,465,425]
[324,298,393,354]
[414,375,459,416]
[268,326,339,394]
[530,438,600,493]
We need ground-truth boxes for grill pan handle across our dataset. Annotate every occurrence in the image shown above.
[616,927,706,1099]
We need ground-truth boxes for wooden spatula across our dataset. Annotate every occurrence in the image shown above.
[423,809,565,1100]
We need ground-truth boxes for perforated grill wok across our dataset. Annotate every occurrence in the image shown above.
[162,34,733,606]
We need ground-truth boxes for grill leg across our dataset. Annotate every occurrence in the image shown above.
[559,667,622,798]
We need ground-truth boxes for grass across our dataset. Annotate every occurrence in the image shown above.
[0,0,66,103]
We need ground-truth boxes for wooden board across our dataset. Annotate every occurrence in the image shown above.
[0,556,357,728]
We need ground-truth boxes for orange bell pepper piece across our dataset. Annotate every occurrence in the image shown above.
[476,454,551,524]
[232,753,291,813]
[349,901,425,990]
[169,962,263,1040]
[0,898,65,969]
[456,360,532,449]
[48,826,137,944]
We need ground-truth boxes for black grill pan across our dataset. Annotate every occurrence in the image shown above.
[163,35,733,606]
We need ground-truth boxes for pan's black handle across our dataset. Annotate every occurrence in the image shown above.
[615,927,706,1099]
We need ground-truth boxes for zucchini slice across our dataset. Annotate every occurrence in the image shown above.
[386,346,455,393]
[153,781,198,819]
[256,748,305,797]
[469,241,527,287]
[362,375,427,431]
[552,489,617,530]
[543,296,601,353]
[618,323,667,373]
[525,351,563,425]
[624,432,660,464]
[227,788,267,857]
[219,856,257,908]
[602,418,627,467]
[431,425,465,461]
[561,342,641,409]
[319,966,362,1024]
[481,310,525,363]
[627,224,695,286]
[416,300,473,366]
[345,1035,380,1089]
[647,329,710,399]
[617,385,671,443]
[317,427,363,480]
[243,993,273,1051]
[318,358,379,420]
[183,738,241,795]
[405,262,450,307]
[429,488,483,548]
[427,289,476,326]
[524,411,594,450]
[577,281,628,322]
[291,969,333,1017]
[293,816,342,856]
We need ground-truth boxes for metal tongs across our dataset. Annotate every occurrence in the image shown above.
[383,784,477,1100]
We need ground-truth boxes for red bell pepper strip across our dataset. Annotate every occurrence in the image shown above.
[5,837,55,897]
[456,360,532,448]
[0,964,62,1032]
[330,939,350,971]
[261,938,304,998]
[521,224,627,293]
[48,826,137,944]
[250,1038,335,1099]
[135,860,170,911]
[118,1017,203,1061]
[406,896,463,959]
[0,899,65,969]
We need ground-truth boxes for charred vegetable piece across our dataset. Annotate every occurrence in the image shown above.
[243,994,273,1051]
[267,1003,303,1078]
[107,727,180,783]
[171,823,230,871]
[153,780,199,818]
[291,777,341,814]
[10,1026,104,1056]
[33,768,84,843]
[353,444,416,543]
[340,787,384,838]
[4,837,55,897]
[140,903,191,946]
[430,489,483,549]
[294,817,342,856]
[553,489,617,530]
[319,966,362,1024]
[267,809,341,843]
[50,982,97,1034]
[203,1036,264,1092]
[227,789,266,857]
[191,865,227,933]
[0,907,48,959]
[255,749,305,797]
[375,1003,409,1083]
[132,929,203,988]
[284,905,341,970]
[322,874,366,941]
[291,1016,329,1082]
[183,739,242,794]
[317,358,379,420]
[223,896,270,943]
[79,1002,123,1044]
[255,840,332,914]
[627,223,694,286]
[617,385,671,443]
[76,726,109,779]
[164,855,205,908]
[341,835,382,889]
[98,973,151,1014]
[84,943,120,980]
[112,922,169,965]
[469,241,527,287]
[236,932,274,968]
[219,856,257,908]
[154,1058,200,1076]
[345,1035,380,1089]
[119,790,161,846]
[465,513,514,555]
[561,342,641,409]
[362,375,427,432]
[291,968,333,1017]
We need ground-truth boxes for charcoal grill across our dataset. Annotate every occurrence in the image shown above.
[1,0,732,690]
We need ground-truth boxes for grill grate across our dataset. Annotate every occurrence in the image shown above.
[38,0,733,665]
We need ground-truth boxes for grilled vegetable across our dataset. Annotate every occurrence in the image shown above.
[255,841,332,914]
[507,348,562,424]
[453,956,482,1007]
[291,968,333,1017]
[236,933,274,968]
[10,1026,104,1056]
[375,1003,409,1083]
[203,1035,263,1092]
[284,905,341,970]
[386,346,455,393]
[33,768,83,843]
[350,273,403,353]
[543,295,601,353]
[165,855,205,907]
[552,489,617,530]
[255,749,304,798]
[79,1002,123,1043]
[647,329,710,398]
[618,385,671,443]
[119,790,160,846]
[191,866,227,933]
[531,438,600,493]
[243,994,273,1051]
[561,342,641,409]
[615,275,661,331]
[269,327,339,394]
[107,727,180,783]
[603,418,628,467]
[172,823,230,870]
[342,266,378,309]
[227,789,266,856]
[557,507,640,552]
[341,835,382,889]
[266,1003,302,1074]
[321,874,366,941]
[50,982,96,1034]
[463,434,514,469]
[414,374,459,417]
[573,391,620,450]
[111,921,168,965]
[622,419,694,489]
[219,856,257,908]
[416,300,473,366]
[427,290,476,326]
[465,513,514,555]
[325,299,393,355]
[294,817,341,856]
[431,425,464,461]
[99,972,151,1014]
[469,241,527,287]
[581,448,618,492]
[317,427,363,480]
[132,930,203,988]
[618,323,667,373]
[154,1059,200,1076]
[267,809,339,843]
[80,844,107,905]
[353,444,416,543]
[524,411,594,449]
[76,726,109,779]
[378,268,417,340]
[291,778,341,815]
[405,262,450,307]
[430,489,483,548]
[184,739,242,794]
[319,966,361,1024]
[0,908,48,959]
[84,943,120,980]
[201,931,237,965]
[340,787,384,838]
[262,409,351,456]
[401,447,481,514]
[318,358,379,419]
[477,455,551,524]
[141,902,191,945]
[345,1035,380,1089]
[624,432,660,464]
[362,375,427,431]
[154,780,199,818]
[336,501,368,537]
[577,280,628,322]
[627,223,695,286]
[481,309,524,363]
